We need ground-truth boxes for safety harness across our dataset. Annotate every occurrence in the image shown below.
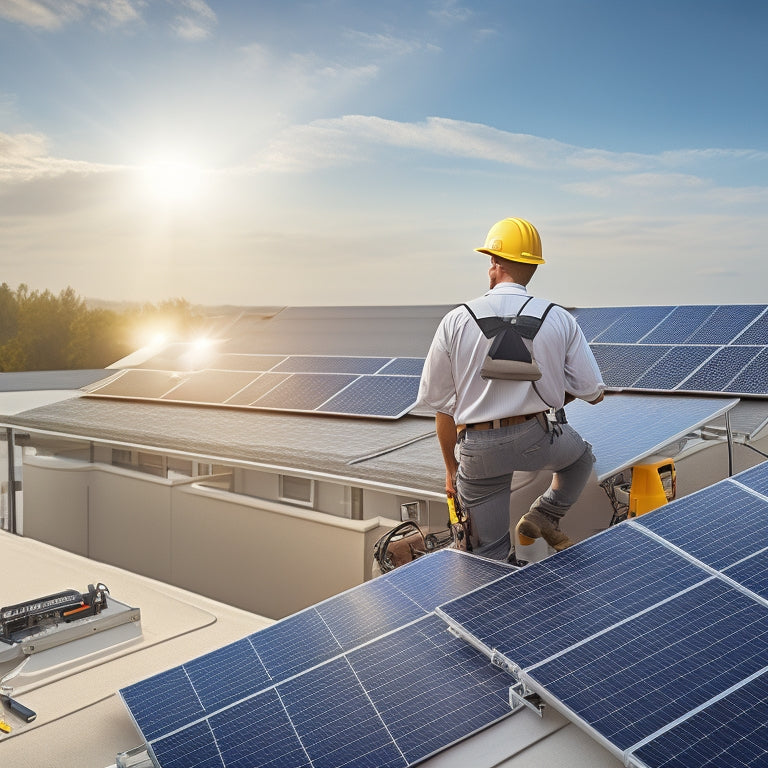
[463,294,567,430]
[463,294,557,381]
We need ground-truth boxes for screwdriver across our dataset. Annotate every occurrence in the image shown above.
[0,693,36,723]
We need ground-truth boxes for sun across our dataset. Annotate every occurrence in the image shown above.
[137,156,207,206]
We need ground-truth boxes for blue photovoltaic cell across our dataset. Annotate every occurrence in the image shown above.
[438,525,707,669]
[726,347,768,394]
[316,375,420,417]
[635,478,768,570]
[631,345,716,390]
[248,607,342,683]
[150,720,227,768]
[734,461,768,497]
[313,574,425,650]
[733,309,768,345]
[387,547,513,612]
[224,372,289,405]
[347,615,511,765]
[278,656,406,768]
[641,305,717,344]
[271,355,391,374]
[590,344,673,387]
[185,637,271,713]
[121,666,206,742]
[632,670,768,768]
[211,692,312,768]
[724,550,768,601]
[679,346,762,392]
[252,373,357,410]
[527,579,768,751]
[377,357,425,376]
[570,307,628,342]
[685,305,765,345]
[565,395,735,481]
[592,306,674,344]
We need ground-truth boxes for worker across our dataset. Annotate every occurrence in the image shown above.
[417,217,604,561]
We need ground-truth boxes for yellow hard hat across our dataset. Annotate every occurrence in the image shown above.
[474,217,545,265]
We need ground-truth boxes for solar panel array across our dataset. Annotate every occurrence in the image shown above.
[88,354,425,419]
[88,304,768,421]
[437,461,768,768]
[120,549,517,768]
[572,304,768,396]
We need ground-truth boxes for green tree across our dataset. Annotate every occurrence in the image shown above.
[0,285,204,372]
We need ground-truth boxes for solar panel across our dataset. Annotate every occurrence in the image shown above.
[528,579,768,752]
[640,305,717,344]
[679,346,762,393]
[633,479,768,570]
[437,462,768,767]
[631,345,716,390]
[589,344,673,387]
[591,306,674,343]
[120,549,515,766]
[378,357,425,376]
[88,369,185,398]
[223,372,290,405]
[161,370,261,403]
[565,394,737,481]
[724,551,768,602]
[733,309,768,345]
[146,615,513,768]
[316,375,420,418]
[570,307,628,342]
[726,347,768,395]
[252,373,358,411]
[631,670,768,768]
[684,305,765,345]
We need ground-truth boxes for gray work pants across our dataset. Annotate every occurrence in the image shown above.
[456,418,595,561]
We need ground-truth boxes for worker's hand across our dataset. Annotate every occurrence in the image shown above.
[445,468,457,495]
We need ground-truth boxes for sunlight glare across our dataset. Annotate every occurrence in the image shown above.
[139,157,206,205]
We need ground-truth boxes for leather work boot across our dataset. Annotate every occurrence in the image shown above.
[517,508,573,552]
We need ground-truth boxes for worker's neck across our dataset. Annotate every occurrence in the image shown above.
[491,276,529,289]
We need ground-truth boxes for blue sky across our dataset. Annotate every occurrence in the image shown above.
[1,0,766,308]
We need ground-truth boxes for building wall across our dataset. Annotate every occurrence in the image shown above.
[21,455,388,620]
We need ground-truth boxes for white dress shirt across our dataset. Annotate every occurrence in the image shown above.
[418,283,604,425]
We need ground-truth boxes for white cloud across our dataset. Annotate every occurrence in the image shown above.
[0,0,64,28]
[429,0,473,24]
[0,0,144,29]
[0,131,116,183]
[171,0,215,40]
[343,29,440,56]
[0,0,220,36]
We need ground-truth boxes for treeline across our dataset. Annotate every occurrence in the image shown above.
[0,283,205,371]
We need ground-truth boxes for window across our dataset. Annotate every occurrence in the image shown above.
[279,475,315,507]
